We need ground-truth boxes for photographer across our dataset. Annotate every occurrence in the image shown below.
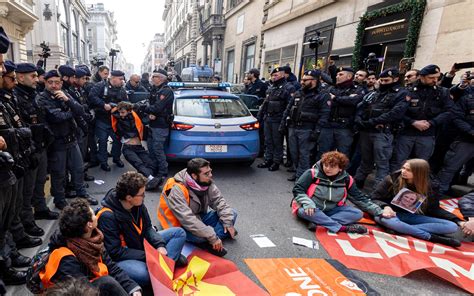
[450,70,474,102]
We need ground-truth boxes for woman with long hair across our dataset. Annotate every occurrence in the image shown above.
[371,159,463,247]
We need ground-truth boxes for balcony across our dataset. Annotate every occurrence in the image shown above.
[200,14,225,35]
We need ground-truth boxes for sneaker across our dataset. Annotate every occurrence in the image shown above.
[429,234,461,248]
[344,224,367,234]
[175,254,188,267]
[307,222,317,232]
[196,242,228,257]
[145,177,162,191]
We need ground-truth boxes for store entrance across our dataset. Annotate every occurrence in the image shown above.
[361,41,405,73]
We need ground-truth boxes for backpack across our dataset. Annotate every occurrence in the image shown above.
[291,167,354,215]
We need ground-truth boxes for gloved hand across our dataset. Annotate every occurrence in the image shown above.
[0,151,14,170]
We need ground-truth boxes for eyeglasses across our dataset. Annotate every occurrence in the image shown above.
[46,80,62,85]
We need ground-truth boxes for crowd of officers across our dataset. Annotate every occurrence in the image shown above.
[245,62,473,193]
[0,27,175,289]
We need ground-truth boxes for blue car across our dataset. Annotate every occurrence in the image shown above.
[165,82,260,165]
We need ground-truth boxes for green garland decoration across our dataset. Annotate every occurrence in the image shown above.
[352,0,427,69]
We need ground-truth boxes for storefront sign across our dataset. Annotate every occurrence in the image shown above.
[363,11,411,45]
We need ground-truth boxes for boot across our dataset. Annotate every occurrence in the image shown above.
[257,160,273,168]
[429,234,461,248]
[268,163,280,171]
[3,268,27,285]
[175,254,188,267]
[24,222,45,237]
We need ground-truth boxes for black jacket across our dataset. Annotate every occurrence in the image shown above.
[370,171,461,223]
[48,230,140,294]
[97,189,166,262]
[125,81,148,93]
[325,82,366,128]
[245,79,268,99]
[259,78,294,122]
[451,92,474,143]
[88,80,128,124]
[145,82,174,129]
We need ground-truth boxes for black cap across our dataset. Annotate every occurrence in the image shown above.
[152,69,168,76]
[379,68,399,78]
[111,70,125,77]
[4,61,16,74]
[36,67,45,76]
[76,65,91,76]
[282,66,292,74]
[16,63,37,73]
[419,64,440,76]
[58,65,76,77]
[75,68,87,78]
[44,70,61,80]
[303,69,321,78]
[271,67,284,74]
[0,27,10,54]
[337,67,355,74]
[248,68,260,77]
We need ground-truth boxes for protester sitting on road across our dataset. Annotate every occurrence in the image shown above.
[158,158,238,257]
[97,171,187,286]
[46,199,141,296]
[371,158,462,247]
[111,102,162,191]
[459,192,474,237]
[292,151,387,234]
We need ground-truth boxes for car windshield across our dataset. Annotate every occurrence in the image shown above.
[175,97,251,118]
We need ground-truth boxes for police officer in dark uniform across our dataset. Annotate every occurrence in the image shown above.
[281,70,330,181]
[145,69,174,182]
[318,67,366,158]
[436,92,474,194]
[88,70,128,171]
[244,68,267,100]
[37,70,94,210]
[14,63,59,229]
[354,68,409,189]
[257,67,294,171]
[0,29,29,285]
[390,64,453,172]
[1,61,44,250]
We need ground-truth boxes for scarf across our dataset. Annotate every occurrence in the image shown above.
[185,172,209,192]
[66,228,105,276]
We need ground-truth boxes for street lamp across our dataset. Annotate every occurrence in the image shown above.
[109,48,120,70]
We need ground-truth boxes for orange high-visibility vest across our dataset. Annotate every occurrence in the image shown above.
[111,110,144,140]
[157,178,190,229]
[96,207,130,247]
[39,247,108,289]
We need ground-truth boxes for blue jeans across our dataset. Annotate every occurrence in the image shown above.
[148,127,169,176]
[95,119,122,165]
[297,206,363,233]
[375,212,458,240]
[185,209,238,243]
[116,227,186,286]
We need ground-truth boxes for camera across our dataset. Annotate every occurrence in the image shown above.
[363,53,379,72]
[465,71,473,80]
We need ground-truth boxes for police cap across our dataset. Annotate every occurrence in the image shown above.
[337,67,354,74]
[75,68,88,78]
[282,66,292,74]
[419,64,440,76]
[0,27,10,54]
[76,65,91,76]
[271,67,284,74]
[152,69,168,77]
[303,69,321,78]
[58,65,76,77]
[44,70,60,80]
[111,70,125,77]
[16,63,37,73]
[379,68,399,78]
[4,61,16,74]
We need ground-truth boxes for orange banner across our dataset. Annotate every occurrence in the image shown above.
[316,225,474,293]
[145,240,268,295]
[439,197,465,221]
[245,258,378,296]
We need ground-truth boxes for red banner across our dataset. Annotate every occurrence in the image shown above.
[144,240,268,295]
[316,225,474,293]
[439,197,465,220]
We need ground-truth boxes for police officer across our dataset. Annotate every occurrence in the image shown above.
[0,28,29,285]
[88,70,128,171]
[390,64,453,172]
[14,63,59,229]
[282,66,301,92]
[318,67,366,158]
[281,70,330,181]
[257,67,294,171]
[354,68,409,189]
[37,70,95,209]
[145,69,174,182]
[244,68,267,100]
[436,92,474,194]
[36,67,45,93]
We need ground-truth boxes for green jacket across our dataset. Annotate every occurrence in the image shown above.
[293,162,383,216]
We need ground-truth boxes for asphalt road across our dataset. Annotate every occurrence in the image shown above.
[7,158,471,295]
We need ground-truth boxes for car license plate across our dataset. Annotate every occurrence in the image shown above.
[205,145,227,153]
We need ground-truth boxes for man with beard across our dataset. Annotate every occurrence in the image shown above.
[157,158,237,257]
[366,71,378,91]
[280,70,330,181]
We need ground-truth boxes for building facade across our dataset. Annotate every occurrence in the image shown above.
[25,0,89,69]
[87,2,117,70]
[141,33,167,74]
[0,0,38,63]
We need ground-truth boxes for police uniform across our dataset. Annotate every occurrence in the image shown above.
[436,92,474,193]
[14,63,58,229]
[390,65,453,172]
[37,70,89,209]
[318,67,366,158]
[257,67,293,171]
[145,69,174,178]
[281,70,330,179]
[88,70,128,171]
[354,68,409,188]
